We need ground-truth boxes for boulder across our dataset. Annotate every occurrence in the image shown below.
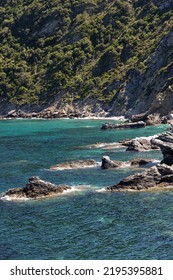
[7,110,17,118]
[50,159,98,170]
[101,121,145,130]
[101,156,125,169]
[2,176,71,199]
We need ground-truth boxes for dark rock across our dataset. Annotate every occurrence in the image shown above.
[101,121,145,130]
[101,156,124,169]
[106,163,173,192]
[130,158,156,167]
[2,177,71,199]
[107,166,161,191]
[50,159,98,170]
[152,133,173,165]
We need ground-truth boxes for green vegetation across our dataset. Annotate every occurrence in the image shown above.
[0,0,173,106]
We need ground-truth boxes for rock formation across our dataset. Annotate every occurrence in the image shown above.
[106,164,173,191]
[151,132,173,165]
[101,156,155,169]
[131,113,167,125]
[124,137,159,152]
[101,121,145,130]
[50,159,98,170]
[101,156,125,169]
[107,131,173,191]
[2,176,71,199]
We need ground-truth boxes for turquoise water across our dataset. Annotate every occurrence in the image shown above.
[0,119,173,260]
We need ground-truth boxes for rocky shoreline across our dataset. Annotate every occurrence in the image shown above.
[107,131,173,192]
[2,114,173,199]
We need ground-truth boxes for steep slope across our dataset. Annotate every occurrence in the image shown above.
[0,0,173,116]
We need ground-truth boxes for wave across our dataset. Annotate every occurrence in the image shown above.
[1,195,30,201]
[95,187,106,193]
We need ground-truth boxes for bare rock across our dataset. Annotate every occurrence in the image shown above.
[152,133,173,165]
[101,121,145,130]
[101,156,125,169]
[2,176,71,199]
[50,159,98,170]
[107,166,161,191]
[106,163,173,192]
[126,137,159,152]
[130,158,156,167]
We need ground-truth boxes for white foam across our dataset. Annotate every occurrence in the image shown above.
[1,195,30,201]
[95,187,106,193]
[135,134,158,141]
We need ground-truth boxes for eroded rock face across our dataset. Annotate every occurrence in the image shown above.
[2,176,71,199]
[152,132,173,165]
[50,159,98,170]
[106,164,173,191]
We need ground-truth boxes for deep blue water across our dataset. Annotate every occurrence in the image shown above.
[0,119,173,260]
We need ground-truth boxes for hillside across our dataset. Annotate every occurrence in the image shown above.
[0,0,173,117]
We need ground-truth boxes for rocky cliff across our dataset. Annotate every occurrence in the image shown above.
[0,0,173,117]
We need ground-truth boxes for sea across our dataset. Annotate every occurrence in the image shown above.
[0,118,173,260]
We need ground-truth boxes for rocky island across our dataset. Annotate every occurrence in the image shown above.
[2,176,71,199]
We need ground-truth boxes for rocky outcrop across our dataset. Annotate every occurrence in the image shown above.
[2,176,71,199]
[50,159,98,170]
[130,158,156,167]
[101,156,156,169]
[152,132,173,165]
[101,121,145,130]
[106,164,173,191]
[124,137,159,152]
[101,156,125,169]
[107,131,173,191]
[131,113,167,125]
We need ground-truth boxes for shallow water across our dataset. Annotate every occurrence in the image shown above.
[0,119,172,259]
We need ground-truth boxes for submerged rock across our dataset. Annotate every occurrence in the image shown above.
[2,176,71,199]
[101,121,145,130]
[50,159,98,170]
